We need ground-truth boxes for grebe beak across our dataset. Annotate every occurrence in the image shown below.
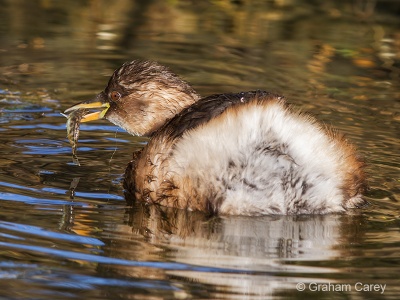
[63,92,110,122]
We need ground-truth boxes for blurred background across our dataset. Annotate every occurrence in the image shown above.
[1,0,399,97]
[0,1,399,299]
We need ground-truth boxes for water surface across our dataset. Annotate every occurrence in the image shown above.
[0,1,399,299]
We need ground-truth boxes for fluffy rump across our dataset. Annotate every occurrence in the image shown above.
[169,96,366,215]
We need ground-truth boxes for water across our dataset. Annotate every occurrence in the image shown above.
[0,1,399,299]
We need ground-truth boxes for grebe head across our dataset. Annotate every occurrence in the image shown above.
[64,60,200,136]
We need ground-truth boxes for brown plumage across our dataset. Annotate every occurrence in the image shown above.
[64,60,367,215]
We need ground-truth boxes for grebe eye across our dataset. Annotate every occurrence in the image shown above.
[110,91,121,101]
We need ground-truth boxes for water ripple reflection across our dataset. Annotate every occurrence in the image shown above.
[0,221,105,246]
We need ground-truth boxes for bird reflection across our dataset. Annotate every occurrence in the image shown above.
[96,203,366,299]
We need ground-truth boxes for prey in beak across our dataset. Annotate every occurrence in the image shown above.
[63,93,110,122]
[62,94,110,164]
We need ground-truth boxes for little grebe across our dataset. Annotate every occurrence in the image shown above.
[64,60,366,215]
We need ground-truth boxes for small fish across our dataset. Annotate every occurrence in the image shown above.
[68,177,80,199]
[61,109,88,165]
[63,100,110,165]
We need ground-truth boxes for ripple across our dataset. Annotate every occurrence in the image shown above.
[0,240,302,275]
[0,221,105,246]
[0,191,86,206]
[0,261,179,291]
[1,106,52,113]
[9,123,67,130]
